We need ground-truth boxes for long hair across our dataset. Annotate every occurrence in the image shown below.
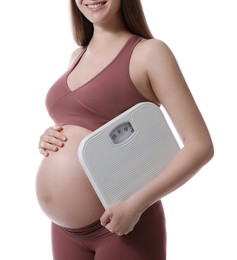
[69,0,153,46]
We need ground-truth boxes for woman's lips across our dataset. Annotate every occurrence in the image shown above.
[86,1,107,10]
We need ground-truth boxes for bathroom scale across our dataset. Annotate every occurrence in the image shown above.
[78,102,180,209]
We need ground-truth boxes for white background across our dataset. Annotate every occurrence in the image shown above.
[0,0,236,259]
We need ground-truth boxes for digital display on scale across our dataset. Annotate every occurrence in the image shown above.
[109,122,134,144]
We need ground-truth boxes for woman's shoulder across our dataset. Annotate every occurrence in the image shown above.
[139,38,173,57]
[136,38,177,67]
[68,47,84,66]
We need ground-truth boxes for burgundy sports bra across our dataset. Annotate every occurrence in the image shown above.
[46,35,149,131]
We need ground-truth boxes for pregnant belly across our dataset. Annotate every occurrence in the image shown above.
[35,125,104,228]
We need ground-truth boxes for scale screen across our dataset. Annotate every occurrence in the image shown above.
[78,102,180,208]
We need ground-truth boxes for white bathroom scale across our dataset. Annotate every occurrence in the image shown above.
[78,102,180,209]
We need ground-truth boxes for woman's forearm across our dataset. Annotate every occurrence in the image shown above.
[129,140,214,213]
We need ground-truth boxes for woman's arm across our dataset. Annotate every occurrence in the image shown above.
[129,39,214,212]
[101,39,214,235]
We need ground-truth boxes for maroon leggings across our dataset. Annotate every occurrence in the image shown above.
[51,201,166,260]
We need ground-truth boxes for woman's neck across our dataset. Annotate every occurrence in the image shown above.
[88,13,132,51]
[87,28,132,51]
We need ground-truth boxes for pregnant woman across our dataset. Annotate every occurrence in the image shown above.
[36,1,214,259]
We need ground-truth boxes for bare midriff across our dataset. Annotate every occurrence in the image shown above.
[35,125,104,229]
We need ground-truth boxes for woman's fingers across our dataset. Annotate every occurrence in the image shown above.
[38,125,67,156]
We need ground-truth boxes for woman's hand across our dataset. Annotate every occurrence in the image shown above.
[38,125,67,157]
[100,199,143,236]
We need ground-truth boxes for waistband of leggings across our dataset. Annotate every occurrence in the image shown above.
[63,219,102,235]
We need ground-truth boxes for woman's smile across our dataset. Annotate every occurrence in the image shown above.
[77,0,122,26]
[86,1,107,11]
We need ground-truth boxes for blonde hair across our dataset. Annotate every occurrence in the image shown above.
[69,0,153,46]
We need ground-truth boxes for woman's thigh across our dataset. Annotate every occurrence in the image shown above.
[51,223,95,260]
